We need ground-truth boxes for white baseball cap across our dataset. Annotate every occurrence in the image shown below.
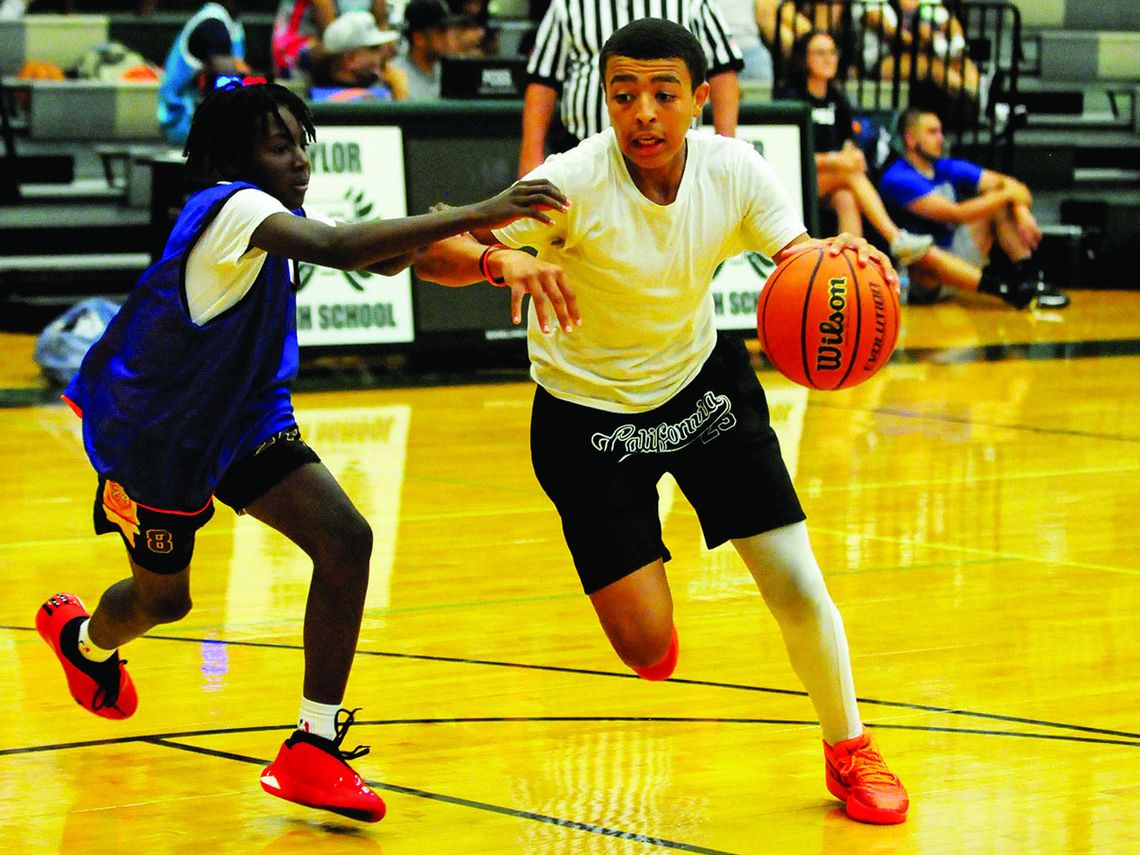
[323,11,400,53]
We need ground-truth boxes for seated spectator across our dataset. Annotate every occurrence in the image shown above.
[158,0,251,145]
[854,0,984,111]
[271,0,389,80]
[775,30,931,268]
[718,0,775,84]
[446,0,494,56]
[878,107,1069,309]
[756,0,848,64]
[390,0,462,100]
[309,10,406,101]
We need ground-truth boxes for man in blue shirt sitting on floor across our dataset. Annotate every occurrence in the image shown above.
[879,107,1069,309]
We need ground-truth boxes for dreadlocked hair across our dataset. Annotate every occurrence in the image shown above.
[183,83,316,191]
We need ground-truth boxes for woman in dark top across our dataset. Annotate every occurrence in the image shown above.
[776,30,930,266]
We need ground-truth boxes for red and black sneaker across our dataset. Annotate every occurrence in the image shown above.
[260,708,386,823]
[35,593,137,720]
[824,728,909,824]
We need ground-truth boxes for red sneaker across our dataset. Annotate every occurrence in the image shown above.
[35,593,137,720]
[260,708,386,822]
[824,728,909,824]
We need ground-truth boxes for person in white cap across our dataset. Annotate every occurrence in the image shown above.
[271,0,388,80]
[310,10,408,100]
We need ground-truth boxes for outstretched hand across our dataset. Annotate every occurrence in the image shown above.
[472,179,570,230]
[495,249,579,334]
[777,233,900,294]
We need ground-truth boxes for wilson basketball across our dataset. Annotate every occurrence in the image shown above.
[757,247,900,390]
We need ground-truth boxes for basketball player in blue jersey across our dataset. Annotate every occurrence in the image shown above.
[415,18,910,824]
[36,82,574,824]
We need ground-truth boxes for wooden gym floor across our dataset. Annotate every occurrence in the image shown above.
[1,288,1137,853]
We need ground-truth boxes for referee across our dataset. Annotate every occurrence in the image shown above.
[518,0,745,176]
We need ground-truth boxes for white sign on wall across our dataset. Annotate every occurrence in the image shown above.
[296,125,414,346]
[700,123,808,331]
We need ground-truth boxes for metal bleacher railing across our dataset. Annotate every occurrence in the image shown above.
[771,0,1023,170]
[0,77,18,202]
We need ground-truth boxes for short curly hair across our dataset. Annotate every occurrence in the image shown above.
[598,18,707,92]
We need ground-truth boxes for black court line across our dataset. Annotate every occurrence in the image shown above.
[809,398,1140,445]
[887,336,1140,366]
[151,632,1140,742]
[1,715,1134,850]
[5,624,1138,743]
[3,718,1138,760]
[147,738,739,855]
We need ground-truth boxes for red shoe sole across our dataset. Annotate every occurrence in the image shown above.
[260,756,386,823]
[827,770,908,824]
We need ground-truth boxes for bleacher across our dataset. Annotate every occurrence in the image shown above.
[1009,0,1140,277]
[1,0,1137,329]
[758,0,1139,287]
[0,6,285,324]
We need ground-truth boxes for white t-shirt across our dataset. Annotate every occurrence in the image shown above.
[493,129,805,414]
[185,186,333,324]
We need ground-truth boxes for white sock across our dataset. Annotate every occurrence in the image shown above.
[734,524,864,746]
[298,697,341,741]
[76,618,116,663]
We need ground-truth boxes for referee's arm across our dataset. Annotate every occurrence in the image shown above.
[708,71,739,136]
[695,0,746,135]
[520,83,559,177]
[519,0,567,176]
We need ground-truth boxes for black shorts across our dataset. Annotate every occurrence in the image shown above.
[531,334,806,595]
[213,425,321,511]
[93,425,320,574]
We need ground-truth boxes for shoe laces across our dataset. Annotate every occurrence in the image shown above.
[89,655,129,715]
[59,614,128,715]
[838,743,900,788]
[332,707,370,761]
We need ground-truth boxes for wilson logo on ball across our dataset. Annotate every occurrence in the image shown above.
[816,277,848,371]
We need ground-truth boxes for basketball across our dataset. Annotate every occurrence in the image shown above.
[756,247,900,390]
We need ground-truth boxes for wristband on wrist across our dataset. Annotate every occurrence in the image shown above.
[479,244,509,285]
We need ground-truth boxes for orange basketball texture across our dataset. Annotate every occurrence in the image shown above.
[757,247,900,390]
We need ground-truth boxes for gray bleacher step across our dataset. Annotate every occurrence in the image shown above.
[0,252,150,274]
[1073,167,1140,185]
[19,179,126,201]
[1023,108,1130,130]
[1037,30,1140,83]
[1012,126,1140,190]
[1015,127,1140,149]
[0,201,150,256]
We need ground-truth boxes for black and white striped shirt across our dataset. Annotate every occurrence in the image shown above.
[526,0,745,141]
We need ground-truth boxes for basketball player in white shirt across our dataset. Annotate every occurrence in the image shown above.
[415,17,910,825]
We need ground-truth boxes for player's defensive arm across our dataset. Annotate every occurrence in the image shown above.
[248,179,568,270]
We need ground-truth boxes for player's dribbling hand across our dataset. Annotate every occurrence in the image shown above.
[496,251,579,333]
[475,179,570,228]
[782,234,900,295]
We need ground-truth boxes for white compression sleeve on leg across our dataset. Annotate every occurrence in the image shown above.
[734,522,862,745]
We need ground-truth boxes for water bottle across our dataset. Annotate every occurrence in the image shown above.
[897,265,910,306]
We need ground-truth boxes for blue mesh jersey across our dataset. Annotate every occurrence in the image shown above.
[65,182,300,512]
[878,156,983,248]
